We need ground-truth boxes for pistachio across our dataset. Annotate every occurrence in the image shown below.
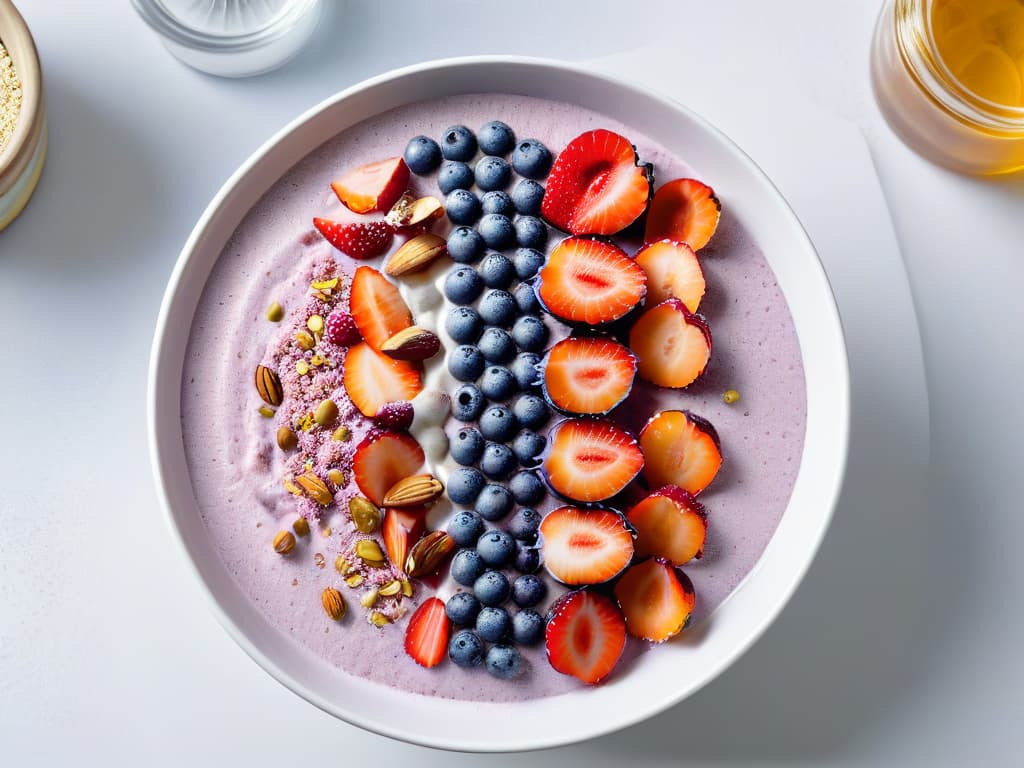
[295,330,316,350]
[331,425,352,442]
[360,588,380,608]
[348,496,382,534]
[255,365,283,406]
[382,474,444,508]
[296,359,310,376]
[370,611,392,628]
[405,530,456,578]
[379,580,402,597]
[344,573,364,588]
[723,388,741,404]
[272,530,295,555]
[307,314,324,335]
[321,587,346,620]
[355,538,387,567]
[266,301,284,322]
[327,468,346,487]
[335,555,352,575]
[296,472,333,506]
[311,277,340,292]
[276,426,297,451]
[401,578,414,598]
[314,399,338,427]
[310,354,325,367]
[258,406,276,418]
[292,517,310,537]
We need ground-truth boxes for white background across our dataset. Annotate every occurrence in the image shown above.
[2,1,1022,765]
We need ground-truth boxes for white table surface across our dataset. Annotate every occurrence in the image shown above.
[2,1,1022,764]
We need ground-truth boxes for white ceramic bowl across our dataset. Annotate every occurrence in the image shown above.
[148,56,849,752]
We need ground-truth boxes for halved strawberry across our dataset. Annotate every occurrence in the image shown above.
[542,129,652,235]
[343,343,422,418]
[639,410,722,496]
[542,418,644,503]
[629,299,712,389]
[536,237,647,326]
[539,506,635,585]
[626,486,707,565]
[541,336,637,416]
[644,178,721,251]
[352,430,425,506]
[349,266,413,350]
[313,218,394,260]
[404,597,449,668]
[331,157,410,215]
[545,590,626,685]
[634,240,706,313]
[383,506,427,571]
[613,559,695,643]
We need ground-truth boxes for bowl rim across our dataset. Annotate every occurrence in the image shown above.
[148,55,850,752]
[0,0,44,197]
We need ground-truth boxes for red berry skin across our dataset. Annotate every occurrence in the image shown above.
[324,311,362,346]
[375,401,415,431]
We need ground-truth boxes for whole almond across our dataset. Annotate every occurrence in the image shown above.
[321,587,346,620]
[405,530,456,578]
[272,530,295,555]
[380,326,441,361]
[384,233,447,276]
[382,474,444,507]
[255,364,283,406]
[296,471,333,506]
[276,426,297,451]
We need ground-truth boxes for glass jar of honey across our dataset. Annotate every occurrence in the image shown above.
[871,0,1024,175]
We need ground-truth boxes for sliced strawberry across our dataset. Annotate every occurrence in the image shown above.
[629,299,712,389]
[634,240,706,313]
[349,266,413,350]
[313,218,394,260]
[541,336,637,416]
[352,430,425,506]
[542,418,644,503]
[343,343,422,418]
[383,506,427,571]
[639,410,722,496]
[545,590,626,685]
[331,156,410,215]
[644,178,721,251]
[404,596,449,668]
[536,237,647,326]
[542,129,652,235]
[539,506,635,585]
[626,486,707,565]
[613,559,695,643]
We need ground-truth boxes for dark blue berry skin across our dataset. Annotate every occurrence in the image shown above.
[514,216,548,250]
[445,306,483,344]
[478,213,516,249]
[511,139,553,179]
[479,405,518,442]
[451,549,486,586]
[446,592,482,626]
[478,289,517,327]
[448,628,485,668]
[476,606,512,643]
[448,345,486,382]
[512,315,549,352]
[477,252,515,289]
[447,509,486,547]
[475,483,514,522]
[510,352,542,390]
[451,427,486,467]
[475,156,512,192]
[513,282,540,315]
[486,644,522,679]
[478,120,516,156]
[404,135,442,175]
[477,327,516,364]
[508,507,542,543]
[479,366,518,401]
[480,442,517,480]
[512,393,549,430]
[512,609,546,645]
[447,467,486,506]
[441,125,478,161]
[476,529,516,568]
[512,574,547,608]
[514,543,542,574]
[447,226,485,264]
[452,383,485,421]
[438,160,474,194]
[445,189,482,226]
[512,430,546,467]
[513,247,545,281]
[480,190,516,217]
[474,569,511,606]
[444,266,484,305]
[511,178,545,215]
[509,470,546,505]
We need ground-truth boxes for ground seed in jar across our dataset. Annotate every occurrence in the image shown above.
[0,42,23,153]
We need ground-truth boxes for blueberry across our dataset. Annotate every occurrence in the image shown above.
[474,155,512,192]
[511,178,545,215]
[512,609,546,645]
[476,606,512,642]
[444,267,483,305]
[438,160,474,194]
[480,442,517,480]
[451,427,486,467]
[447,467,486,506]
[478,289,517,327]
[440,125,477,161]
[451,549,487,586]
[403,135,442,175]
[508,507,542,542]
[510,352,542,390]
[511,139,552,179]
[475,483,514,521]
[479,366,517,401]
[509,470,545,505]
[477,327,515,364]
[476,529,516,568]
[478,120,516,156]
[479,405,517,442]
[514,543,542,574]
[445,189,482,226]
[512,393,549,430]
[512,315,549,352]
[448,628,485,668]
[477,213,516,249]
[477,252,515,289]
[447,226,485,264]
[512,574,547,608]
[448,509,486,547]
[480,190,515,217]
[513,282,540,315]
[452,383,485,421]
[474,569,511,606]
[512,247,545,281]
[486,644,522,679]
[445,306,483,345]
[512,430,546,467]
[446,591,482,626]
[448,345,486,382]
[514,216,548,250]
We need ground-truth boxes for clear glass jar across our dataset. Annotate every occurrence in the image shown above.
[871,0,1024,175]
